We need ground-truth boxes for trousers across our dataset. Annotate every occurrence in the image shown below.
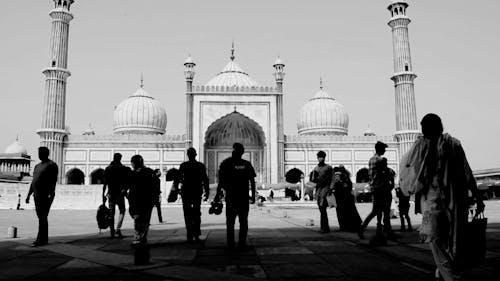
[34,195,54,243]
[226,201,249,247]
[182,197,201,239]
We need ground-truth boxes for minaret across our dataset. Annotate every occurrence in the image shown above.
[37,0,75,183]
[184,54,196,150]
[388,1,420,159]
[273,56,285,180]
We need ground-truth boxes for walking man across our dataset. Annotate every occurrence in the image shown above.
[25,147,58,247]
[215,143,256,249]
[102,153,130,238]
[401,113,485,281]
[178,148,209,243]
[310,150,334,233]
[128,155,156,245]
[361,141,393,235]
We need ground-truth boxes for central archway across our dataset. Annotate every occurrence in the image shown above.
[204,111,266,184]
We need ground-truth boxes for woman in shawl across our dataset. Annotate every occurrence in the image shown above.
[333,166,364,239]
[400,113,485,281]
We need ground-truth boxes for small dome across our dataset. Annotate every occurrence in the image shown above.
[113,87,167,135]
[83,124,95,135]
[364,126,376,136]
[184,55,195,65]
[274,56,284,66]
[297,85,349,136]
[4,138,28,154]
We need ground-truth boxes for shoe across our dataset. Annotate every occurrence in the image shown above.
[186,237,194,244]
[319,229,330,234]
[194,236,202,243]
[30,241,47,247]
[110,229,115,239]
[116,230,124,239]
[407,227,413,232]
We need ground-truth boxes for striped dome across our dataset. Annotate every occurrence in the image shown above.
[297,87,349,136]
[4,139,28,155]
[206,61,259,88]
[113,87,167,135]
[205,111,265,147]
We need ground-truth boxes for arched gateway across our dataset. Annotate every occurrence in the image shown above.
[204,111,265,184]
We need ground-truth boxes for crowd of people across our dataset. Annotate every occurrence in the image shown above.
[26,113,486,280]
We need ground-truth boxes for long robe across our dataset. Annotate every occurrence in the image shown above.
[400,133,478,266]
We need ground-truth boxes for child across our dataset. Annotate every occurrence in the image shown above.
[395,186,412,231]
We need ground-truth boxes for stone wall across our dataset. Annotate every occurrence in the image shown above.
[0,181,175,210]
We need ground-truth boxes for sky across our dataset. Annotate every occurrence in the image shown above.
[0,0,499,170]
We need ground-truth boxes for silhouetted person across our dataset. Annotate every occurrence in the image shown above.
[215,143,256,249]
[400,113,485,281]
[102,153,130,238]
[152,169,163,223]
[178,148,209,243]
[361,141,394,236]
[333,166,364,238]
[128,155,156,245]
[25,147,58,247]
[395,186,412,231]
[310,150,334,233]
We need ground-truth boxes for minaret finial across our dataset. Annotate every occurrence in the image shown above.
[230,40,235,61]
[140,73,144,88]
[319,76,323,90]
[233,106,237,112]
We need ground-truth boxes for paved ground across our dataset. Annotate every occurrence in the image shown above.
[1,201,500,280]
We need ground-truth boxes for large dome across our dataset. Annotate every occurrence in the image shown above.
[297,86,349,136]
[113,87,167,135]
[206,61,260,88]
[4,138,28,155]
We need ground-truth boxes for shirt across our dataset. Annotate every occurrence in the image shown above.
[30,160,58,197]
[128,167,155,214]
[179,160,209,198]
[104,161,131,198]
[218,157,256,201]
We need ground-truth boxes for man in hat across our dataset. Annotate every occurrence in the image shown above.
[178,148,209,243]
[215,143,256,249]
[361,141,394,235]
[102,153,131,238]
[310,150,334,233]
[26,147,58,247]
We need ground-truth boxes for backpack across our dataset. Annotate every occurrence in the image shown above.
[96,204,111,230]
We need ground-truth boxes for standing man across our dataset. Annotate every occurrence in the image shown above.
[178,148,209,243]
[25,147,58,247]
[215,143,256,249]
[361,141,393,235]
[401,113,485,281]
[102,153,130,238]
[310,151,334,233]
[128,155,156,245]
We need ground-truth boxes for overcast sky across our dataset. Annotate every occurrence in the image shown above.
[0,0,499,170]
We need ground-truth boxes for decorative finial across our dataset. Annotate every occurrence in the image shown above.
[230,40,235,61]
[319,76,323,90]
[140,73,144,88]
[233,106,237,112]
[16,134,19,142]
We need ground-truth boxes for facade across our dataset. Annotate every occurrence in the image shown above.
[38,1,418,185]
[0,138,32,181]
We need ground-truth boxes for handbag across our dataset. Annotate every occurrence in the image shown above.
[464,211,487,266]
[167,183,179,203]
[326,192,337,208]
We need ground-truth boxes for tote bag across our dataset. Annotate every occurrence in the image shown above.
[464,211,487,267]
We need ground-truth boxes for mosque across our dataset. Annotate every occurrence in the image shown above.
[35,0,420,186]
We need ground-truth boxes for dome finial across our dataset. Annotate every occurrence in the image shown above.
[230,40,235,61]
[319,76,323,90]
[140,73,144,88]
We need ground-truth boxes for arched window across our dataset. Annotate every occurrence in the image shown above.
[394,8,398,15]
[52,60,56,67]
[405,63,409,71]
[90,168,105,184]
[63,1,67,8]
[356,168,370,183]
[58,0,62,6]
[400,7,404,14]
[66,168,85,185]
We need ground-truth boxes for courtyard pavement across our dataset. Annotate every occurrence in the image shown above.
[1,201,500,280]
